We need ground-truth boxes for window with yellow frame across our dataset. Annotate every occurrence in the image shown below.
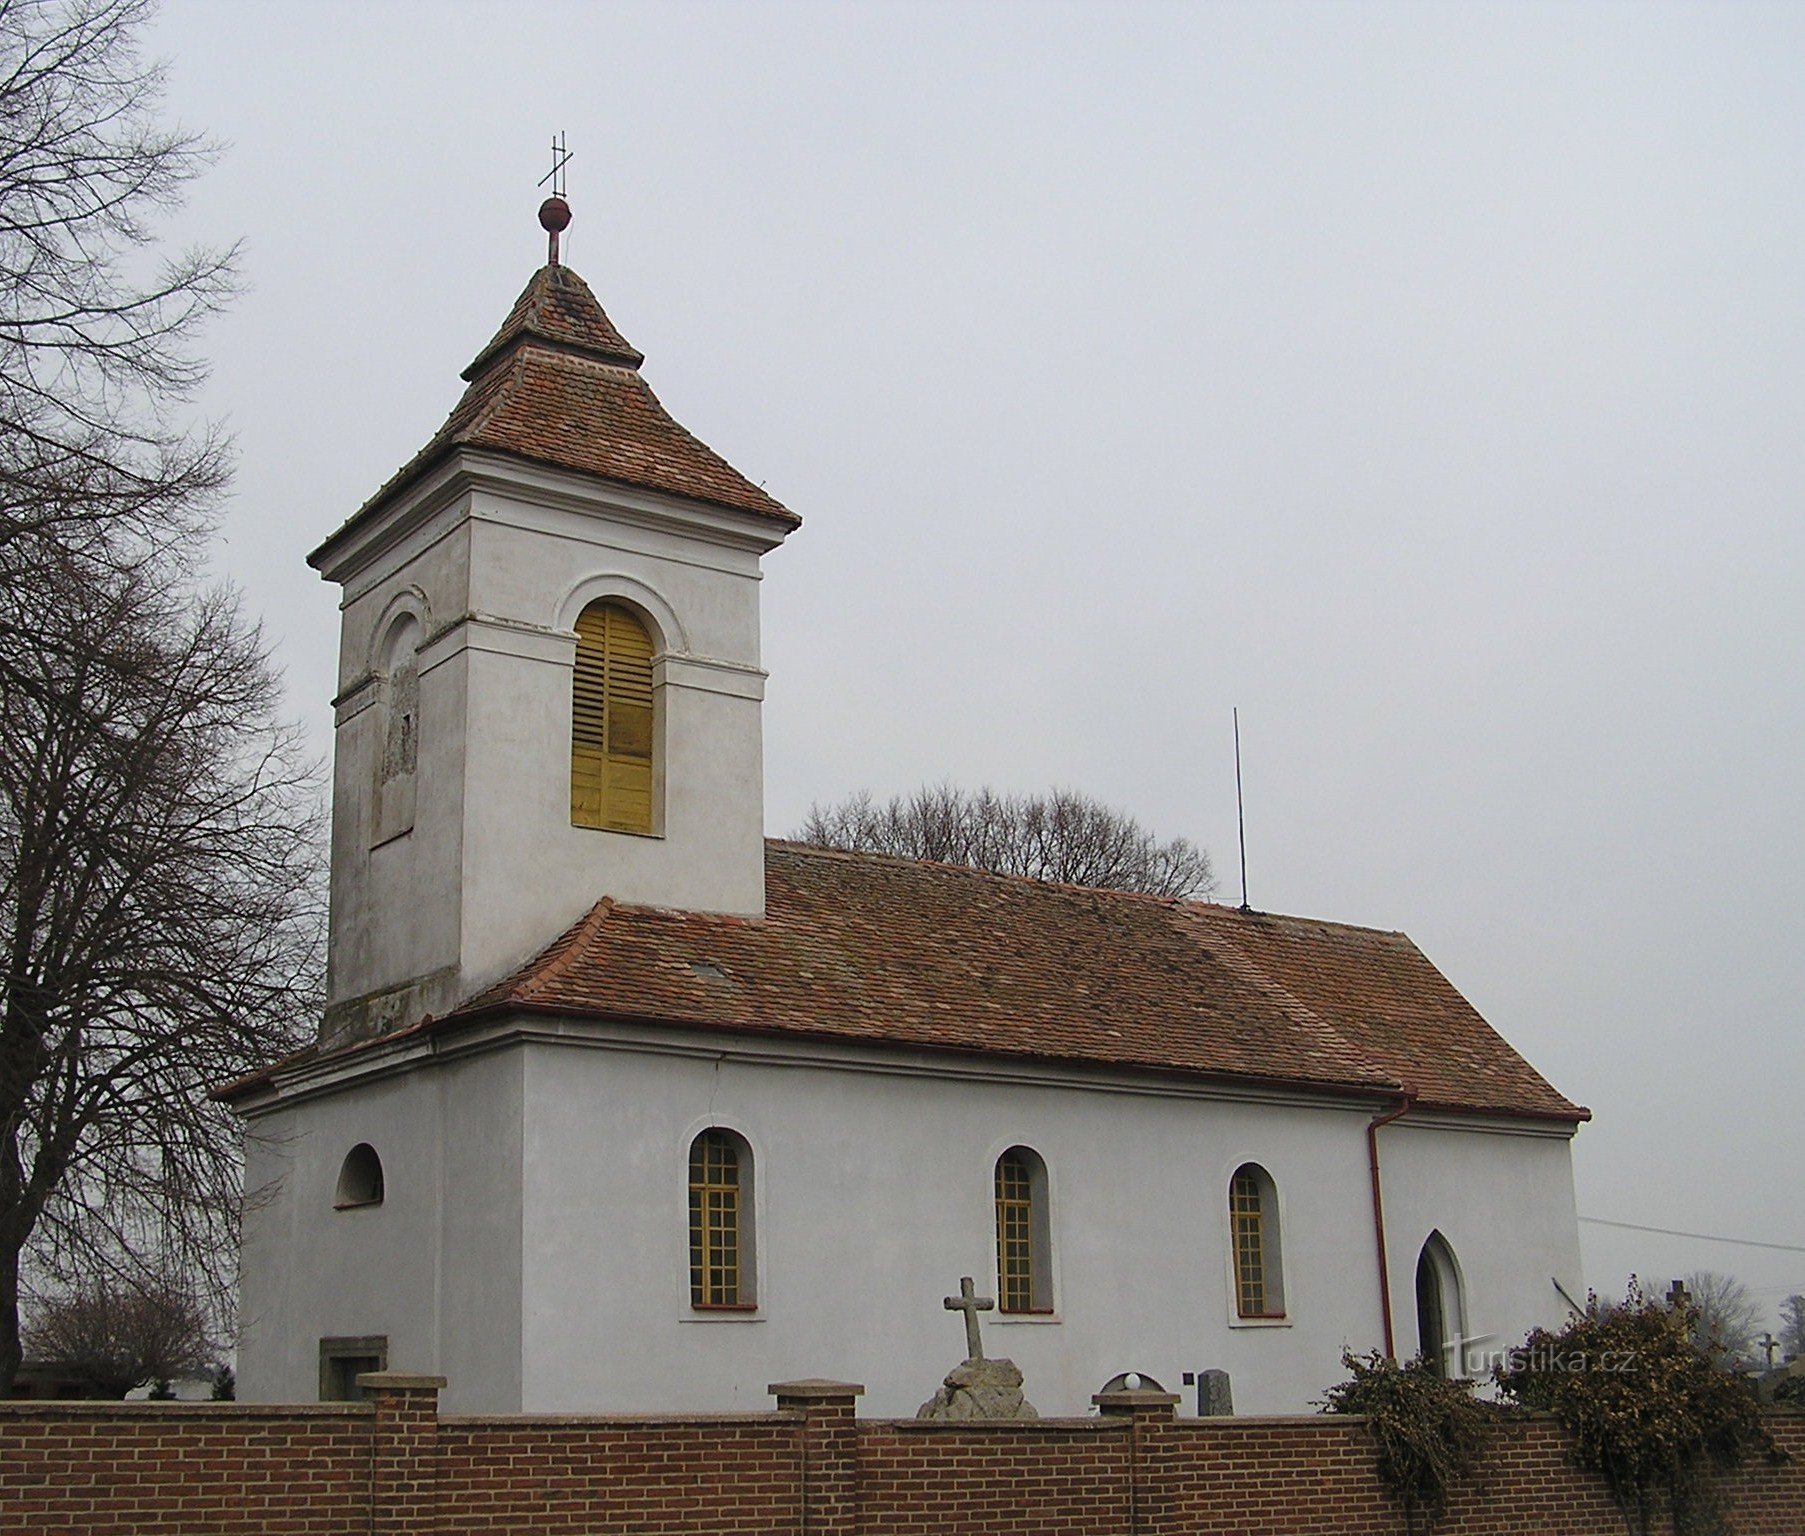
[1230,1163,1285,1318]
[688,1129,754,1308]
[995,1146,1053,1313]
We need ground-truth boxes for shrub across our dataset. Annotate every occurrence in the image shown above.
[1319,1350,1495,1529]
[1494,1278,1781,1536]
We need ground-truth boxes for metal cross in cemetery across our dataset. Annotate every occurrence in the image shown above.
[944,1276,995,1361]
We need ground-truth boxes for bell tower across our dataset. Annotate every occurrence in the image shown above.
[308,198,799,1043]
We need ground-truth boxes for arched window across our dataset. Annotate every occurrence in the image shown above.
[995,1146,1052,1313]
[1416,1232,1464,1376]
[334,1144,384,1209]
[1229,1164,1285,1318]
[571,600,655,834]
[688,1129,754,1308]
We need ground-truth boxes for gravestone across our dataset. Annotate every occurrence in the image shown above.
[916,1276,1039,1421]
[1197,1368,1233,1416]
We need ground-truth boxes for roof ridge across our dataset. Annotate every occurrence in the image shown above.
[766,838,1412,938]
[765,838,1192,908]
[458,350,527,446]
[511,896,616,1004]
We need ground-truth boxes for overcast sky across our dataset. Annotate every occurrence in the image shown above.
[149,0,1803,1332]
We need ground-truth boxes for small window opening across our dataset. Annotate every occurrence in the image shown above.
[335,1143,385,1209]
[319,1336,388,1401]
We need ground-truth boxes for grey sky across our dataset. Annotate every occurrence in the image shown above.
[151,1,1803,1327]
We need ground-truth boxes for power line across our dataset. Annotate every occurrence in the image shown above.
[1579,1216,1805,1255]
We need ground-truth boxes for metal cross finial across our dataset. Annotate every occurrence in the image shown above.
[943,1275,994,1361]
[1761,1333,1780,1370]
[538,131,573,199]
[536,132,574,265]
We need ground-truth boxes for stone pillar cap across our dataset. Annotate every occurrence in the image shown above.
[1093,1389,1180,1411]
[768,1379,865,1399]
[355,1372,448,1391]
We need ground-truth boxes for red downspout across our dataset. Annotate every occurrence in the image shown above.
[1366,1092,1415,1359]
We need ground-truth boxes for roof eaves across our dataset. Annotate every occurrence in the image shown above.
[407,995,1407,1100]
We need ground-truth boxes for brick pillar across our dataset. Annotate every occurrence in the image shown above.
[770,1378,863,1536]
[1093,1386,1179,1536]
[360,1371,448,1536]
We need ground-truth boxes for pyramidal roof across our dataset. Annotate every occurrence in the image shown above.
[314,261,797,564]
[461,261,646,377]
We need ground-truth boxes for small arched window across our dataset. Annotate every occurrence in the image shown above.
[1229,1164,1285,1318]
[571,600,655,835]
[1416,1232,1465,1377]
[995,1146,1052,1313]
[688,1129,754,1308]
[334,1144,384,1209]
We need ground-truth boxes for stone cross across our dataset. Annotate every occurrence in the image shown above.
[944,1276,994,1361]
[1667,1279,1690,1309]
[1760,1333,1780,1370]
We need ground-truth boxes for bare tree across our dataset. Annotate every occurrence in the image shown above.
[796,784,1216,899]
[23,1271,209,1397]
[0,1,306,1398]
[1780,1294,1805,1363]
[1679,1271,1763,1367]
[0,552,322,1394]
[0,0,238,571]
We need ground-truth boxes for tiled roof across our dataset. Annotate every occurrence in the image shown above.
[312,265,796,561]
[448,842,1585,1122]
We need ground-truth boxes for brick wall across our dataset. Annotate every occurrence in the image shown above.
[2,1375,1800,1536]
[0,1402,369,1535]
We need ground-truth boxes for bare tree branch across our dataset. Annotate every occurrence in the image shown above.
[1680,1270,1764,1369]
[0,0,237,567]
[0,549,322,1392]
[796,783,1216,899]
[0,1,314,1395]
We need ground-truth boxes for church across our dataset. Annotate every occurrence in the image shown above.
[224,197,1588,1418]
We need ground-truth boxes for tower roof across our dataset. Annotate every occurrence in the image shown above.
[461,262,645,377]
[313,262,797,568]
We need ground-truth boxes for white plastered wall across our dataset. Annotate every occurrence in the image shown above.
[236,1048,526,1412]
[499,1031,1583,1417]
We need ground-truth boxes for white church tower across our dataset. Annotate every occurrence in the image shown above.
[307,194,799,1044]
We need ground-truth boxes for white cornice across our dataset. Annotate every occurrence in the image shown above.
[312,449,793,591]
[232,1013,1577,1140]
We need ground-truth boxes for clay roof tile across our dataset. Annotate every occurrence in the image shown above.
[451,843,1586,1122]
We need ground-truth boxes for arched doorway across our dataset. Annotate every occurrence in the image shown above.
[1414,1232,1463,1376]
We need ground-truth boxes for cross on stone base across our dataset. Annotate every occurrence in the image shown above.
[944,1276,994,1361]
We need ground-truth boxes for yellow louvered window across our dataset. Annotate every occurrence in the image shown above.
[1231,1164,1284,1318]
[689,1130,749,1308]
[571,601,655,834]
[995,1147,1050,1313]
